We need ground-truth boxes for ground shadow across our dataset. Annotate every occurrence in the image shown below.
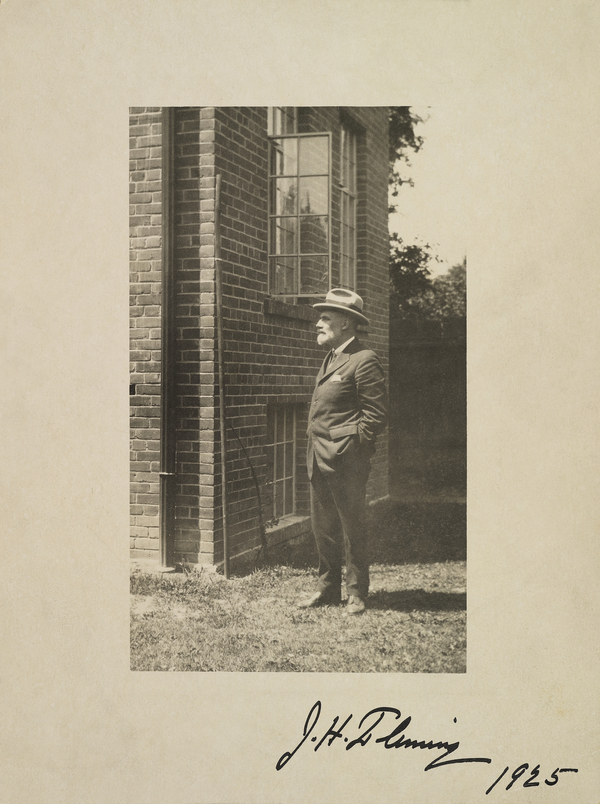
[369,500,466,564]
[367,587,466,613]
[247,500,466,575]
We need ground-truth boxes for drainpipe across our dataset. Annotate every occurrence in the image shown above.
[214,173,230,578]
[158,107,176,570]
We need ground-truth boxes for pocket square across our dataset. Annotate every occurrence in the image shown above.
[330,374,343,382]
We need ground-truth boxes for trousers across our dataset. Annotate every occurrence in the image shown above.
[310,456,371,600]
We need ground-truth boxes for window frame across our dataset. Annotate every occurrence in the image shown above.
[265,405,298,520]
[267,131,333,300]
[267,107,297,136]
[339,122,357,291]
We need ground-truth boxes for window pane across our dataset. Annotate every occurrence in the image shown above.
[270,256,297,295]
[340,254,348,288]
[341,254,355,289]
[300,256,329,295]
[281,107,297,135]
[271,177,297,215]
[285,409,294,442]
[269,137,298,176]
[273,479,283,518]
[284,478,294,515]
[270,216,297,255]
[278,408,286,444]
[265,404,298,518]
[298,176,328,215]
[341,127,356,190]
[276,443,285,480]
[341,136,350,187]
[349,144,356,192]
[284,440,294,478]
[276,408,285,444]
[299,135,328,175]
[343,225,355,260]
[300,216,328,254]
[344,223,352,258]
[340,124,357,291]
[342,193,349,235]
[265,449,274,482]
[266,410,275,446]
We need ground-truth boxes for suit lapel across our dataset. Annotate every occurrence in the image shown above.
[316,348,353,385]
[316,355,330,384]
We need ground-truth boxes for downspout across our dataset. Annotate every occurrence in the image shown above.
[214,173,230,578]
[158,107,176,570]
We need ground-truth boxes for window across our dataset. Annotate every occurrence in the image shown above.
[268,132,331,298]
[340,123,357,290]
[268,107,297,136]
[265,406,297,520]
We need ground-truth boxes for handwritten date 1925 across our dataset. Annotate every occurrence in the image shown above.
[485,764,578,794]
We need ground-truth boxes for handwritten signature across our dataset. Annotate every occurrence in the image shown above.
[276,701,579,795]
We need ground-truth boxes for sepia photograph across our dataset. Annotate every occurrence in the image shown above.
[3,2,599,801]
[129,106,467,673]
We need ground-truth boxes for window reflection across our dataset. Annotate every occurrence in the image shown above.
[271,177,297,216]
[268,131,330,298]
[300,216,328,255]
[299,136,329,175]
[299,176,328,215]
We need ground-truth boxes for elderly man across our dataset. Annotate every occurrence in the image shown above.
[298,288,387,615]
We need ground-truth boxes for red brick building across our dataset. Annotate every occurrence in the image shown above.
[130,107,390,569]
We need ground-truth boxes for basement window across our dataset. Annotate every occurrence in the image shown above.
[265,405,298,521]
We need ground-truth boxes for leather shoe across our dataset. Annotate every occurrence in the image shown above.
[346,595,366,615]
[297,590,341,609]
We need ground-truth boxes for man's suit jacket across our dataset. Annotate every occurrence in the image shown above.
[307,338,387,479]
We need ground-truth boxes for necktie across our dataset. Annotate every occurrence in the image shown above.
[323,350,335,373]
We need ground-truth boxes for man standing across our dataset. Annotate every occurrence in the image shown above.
[298,288,387,615]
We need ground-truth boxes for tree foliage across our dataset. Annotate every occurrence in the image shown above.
[388,107,426,210]
[429,259,466,319]
[390,233,465,321]
[389,232,436,307]
[388,108,465,321]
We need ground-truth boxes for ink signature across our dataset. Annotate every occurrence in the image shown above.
[276,701,579,795]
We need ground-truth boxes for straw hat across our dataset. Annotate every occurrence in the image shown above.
[313,288,369,326]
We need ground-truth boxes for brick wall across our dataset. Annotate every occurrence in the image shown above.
[213,106,273,561]
[129,106,390,567]
[212,106,390,561]
[129,107,162,559]
[171,107,221,565]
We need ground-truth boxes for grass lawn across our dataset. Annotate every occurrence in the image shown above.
[131,501,466,673]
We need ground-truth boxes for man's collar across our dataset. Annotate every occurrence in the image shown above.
[333,336,356,356]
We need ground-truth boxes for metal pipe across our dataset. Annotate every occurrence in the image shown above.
[214,173,230,578]
[158,107,176,570]
[227,421,269,565]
